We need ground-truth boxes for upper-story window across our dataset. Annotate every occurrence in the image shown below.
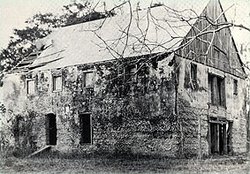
[208,73,226,107]
[125,64,137,82]
[52,75,62,91]
[83,72,94,88]
[191,63,197,83]
[233,79,238,95]
[27,80,35,95]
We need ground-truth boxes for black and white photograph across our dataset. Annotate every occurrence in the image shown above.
[0,0,250,173]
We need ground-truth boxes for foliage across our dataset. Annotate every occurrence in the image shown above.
[6,111,37,157]
[61,1,115,26]
[0,0,115,86]
[0,103,6,114]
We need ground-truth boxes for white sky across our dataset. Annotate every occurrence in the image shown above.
[0,0,71,49]
[0,0,250,62]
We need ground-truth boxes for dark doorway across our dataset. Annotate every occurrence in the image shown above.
[45,113,57,145]
[79,113,92,144]
[209,117,232,155]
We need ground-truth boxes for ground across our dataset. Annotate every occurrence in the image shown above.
[0,154,249,174]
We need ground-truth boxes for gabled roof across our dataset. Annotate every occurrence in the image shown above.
[177,0,246,77]
[22,0,245,78]
[29,2,207,71]
[217,0,246,76]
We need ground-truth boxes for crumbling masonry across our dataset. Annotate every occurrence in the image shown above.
[0,0,248,158]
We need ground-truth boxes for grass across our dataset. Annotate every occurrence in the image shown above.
[0,153,249,174]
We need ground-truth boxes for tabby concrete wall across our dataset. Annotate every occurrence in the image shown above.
[2,54,247,157]
[1,55,182,157]
[177,57,247,157]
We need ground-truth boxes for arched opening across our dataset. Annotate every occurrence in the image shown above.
[45,113,57,145]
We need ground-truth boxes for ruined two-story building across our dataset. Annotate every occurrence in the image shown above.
[1,0,248,158]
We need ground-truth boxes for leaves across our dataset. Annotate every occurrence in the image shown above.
[0,13,59,75]
[0,0,115,86]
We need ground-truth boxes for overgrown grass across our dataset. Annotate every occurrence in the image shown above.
[0,151,249,174]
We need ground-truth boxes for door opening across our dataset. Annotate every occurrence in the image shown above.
[209,117,232,155]
[45,113,57,145]
[79,113,92,144]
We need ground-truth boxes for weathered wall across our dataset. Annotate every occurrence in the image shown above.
[172,0,248,157]
[1,53,247,158]
[1,55,183,157]
[177,56,247,157]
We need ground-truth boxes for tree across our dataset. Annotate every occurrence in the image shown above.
[61,1,115,26]
[1,0,249,157]
[0,13,61,75]
[88,1,250,77]
[0,0,115,86]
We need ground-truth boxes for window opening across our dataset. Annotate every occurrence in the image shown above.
[27,80,35,94]
[233,79,238,95]
[208,74,226,107]
[53,76,62,91]
[83,72,94,88]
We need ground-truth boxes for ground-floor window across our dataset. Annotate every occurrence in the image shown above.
[79,113,92,144]
[209,117,232,155]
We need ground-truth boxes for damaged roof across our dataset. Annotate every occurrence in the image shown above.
[28,2,207,71]
[15,0,246,77]
[12,52,40,72]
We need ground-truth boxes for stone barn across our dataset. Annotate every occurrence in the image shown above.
[0,0,248,158]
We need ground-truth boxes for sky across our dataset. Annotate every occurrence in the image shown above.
[0,0,71,49]
[0,0,250,62]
